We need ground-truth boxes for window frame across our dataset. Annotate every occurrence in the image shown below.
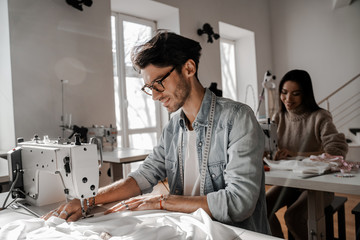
[111,13,162,148]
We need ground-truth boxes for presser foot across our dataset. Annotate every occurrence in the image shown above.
[81,208,94,219]
[81,213,94,219]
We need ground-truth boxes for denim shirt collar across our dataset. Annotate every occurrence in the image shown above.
[179,88,214,130]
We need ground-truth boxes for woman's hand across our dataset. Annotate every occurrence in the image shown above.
[274,148,293,160]
[104,194,164,215]
[42,198,85,222]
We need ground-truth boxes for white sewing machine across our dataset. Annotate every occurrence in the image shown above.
[87,125,117,151]
[259,118,278,160]
[7,134,101,217]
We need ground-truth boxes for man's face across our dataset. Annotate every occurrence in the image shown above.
[141,64,190,113]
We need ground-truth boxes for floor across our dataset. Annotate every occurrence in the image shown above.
[266,185,360,240]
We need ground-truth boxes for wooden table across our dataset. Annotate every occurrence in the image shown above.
[102,148,152,181]
[265,169,360,239]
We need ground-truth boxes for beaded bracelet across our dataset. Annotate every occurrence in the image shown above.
[159,194,167,210]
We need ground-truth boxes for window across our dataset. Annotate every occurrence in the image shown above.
[111,13,161,150]
[220,38,237,100]
[219,22,258,113]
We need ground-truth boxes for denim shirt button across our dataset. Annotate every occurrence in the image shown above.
[198,142,202,147]
[211,173,216,178]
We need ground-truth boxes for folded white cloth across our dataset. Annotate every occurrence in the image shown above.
[0,209,240,240]
[264,158,335,175]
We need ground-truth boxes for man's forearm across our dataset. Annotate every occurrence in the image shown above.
[163,195,212,218]
[93,177,141,206]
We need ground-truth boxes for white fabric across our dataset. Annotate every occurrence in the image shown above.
[0,209,240,240]
[309,153,360,173]
[264,153,348,175]
[184,130,200,196]
[264,157,338,175]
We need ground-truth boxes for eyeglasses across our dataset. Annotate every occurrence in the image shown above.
[141,66,176,96]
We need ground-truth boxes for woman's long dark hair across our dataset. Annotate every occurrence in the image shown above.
[278,69,321,112]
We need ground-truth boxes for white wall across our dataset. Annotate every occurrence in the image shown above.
[270,0,360,137]
[6,0,358,144]
[111,0,273,117]
[154,0,273,100]
[8,0,115,141]
[5,0,274,142]
[111,0,180,33]
[0,0,15,150]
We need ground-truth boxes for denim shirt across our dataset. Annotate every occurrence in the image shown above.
[129,89,270,234]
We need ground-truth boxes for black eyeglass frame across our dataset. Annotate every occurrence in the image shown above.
[141,66,177,96]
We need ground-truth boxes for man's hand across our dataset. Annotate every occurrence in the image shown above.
[42,177,143,222]
[42,198,85,222]
[104,194,164,215]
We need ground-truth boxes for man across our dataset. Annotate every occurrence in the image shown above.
[44,31,270,234]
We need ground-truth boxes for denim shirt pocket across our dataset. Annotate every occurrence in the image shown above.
[208,162,226,191]
[165,158,181,194]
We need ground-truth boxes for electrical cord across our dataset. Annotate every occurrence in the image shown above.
[1,163,41,218]
[1,163,21,209]
[3,197,17,210]
[244,84,256,111]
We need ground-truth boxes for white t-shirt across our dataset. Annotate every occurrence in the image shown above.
[183,130,200,196]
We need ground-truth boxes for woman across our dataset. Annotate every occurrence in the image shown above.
[266,69,348,239]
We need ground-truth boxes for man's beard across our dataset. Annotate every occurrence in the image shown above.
[166,75,190,113]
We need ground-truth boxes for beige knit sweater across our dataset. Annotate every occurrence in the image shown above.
[273,107,348,158]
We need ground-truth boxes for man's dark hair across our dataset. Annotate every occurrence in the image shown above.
[278,69,321,112]
[131,30,202,79]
